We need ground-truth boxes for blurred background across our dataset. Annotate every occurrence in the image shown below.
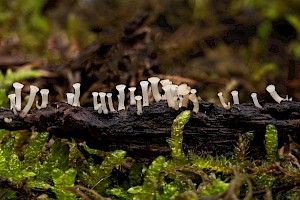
[0,0,300,106]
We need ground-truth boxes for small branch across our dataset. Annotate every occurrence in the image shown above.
[1,101,300,161]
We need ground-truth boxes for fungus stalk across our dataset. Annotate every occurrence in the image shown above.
[162,85,175,108]
[99,92,108,111]
[231,90,239,104]
[116,84,126,111]
[148,77,161,102]
[189,89,199,113]
[72,83,81,107]
[66,93,74,105]
[107,93,116,112]
[266,85,284,103]
[135,95,143,115]
[140,81,149,106]
[8,94,16,110]
[92,92,100,110]
[13,82,24,111]
[251,93,262,109]
[36,89,49,109]
[128,87,136,105]
[20,85,39,117]
[217,92,231,110]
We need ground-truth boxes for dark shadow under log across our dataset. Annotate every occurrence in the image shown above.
[0,101,300,162]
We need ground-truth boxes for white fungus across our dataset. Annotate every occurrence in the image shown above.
[66,93,74,105]
[160,79,172,87]
[217,92,231,110]
[13,82,24,111]
[92,92,100,110]
[72,83,81,107]
[140,81,149,106]
[106,93,116,112]
[251,93,263,109]
[148,77,162,102]
[36,89,49,109]
[4,118,12,123]
[162,85,175,108]
[177,84,190,107]
[170,85,178,99]
[231,90,239,104]
[8,94,16,110]
[99,92,108,111]
[116,84,126,111]
[20,85,39,117]
[189,89,199,113]
[128,87,137,105]
[266,85,284,103]
[135,95,143,115]
[98,104,102,114]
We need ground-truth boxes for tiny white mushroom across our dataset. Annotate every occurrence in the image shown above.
[99,92,108,111]
[177,84,190,108]
[251,93,263,109]
[72,83,81,107]
[266,85,284,103]
[135,95,143,115]
[160,79,172,87]
[231,90,239,104]
[4,118,12,123]
[8,94,16,110]
[116,84,126,111]
[189,89,199,113]
[66,93,74,105]
[162,85,175,108]
[128,87,137,105]
[148,77,162,102]
[20,85,39,117]
[106,93,116,112]
[140,81,149,106]
[13,82,24,111]
[217,92,231,110]
[36,89,49,109]
[92,92,101,110]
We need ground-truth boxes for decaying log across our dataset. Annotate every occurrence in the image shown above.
[0,101,300,161]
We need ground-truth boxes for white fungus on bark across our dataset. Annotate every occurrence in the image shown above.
[106,93,116,112]
[13,82,24,111]
[20,85,39,117]
[162,85,175,108]
[116,84,126,111]
[251,93,263,108]
[177,84,190,108]
[135,95,143,115]
[189,89,199,113]
[148,77,162,102]
[66,93,74,105]
[217,92,231,110]
[266,85,284,103]
[92,92,100,110]
[128,87,137,105]
[99,92,108,111]
[231,90,239,104]
[140,81,149,106]
[72,83,81,107]
[36,89,49,109]
[8,94,16,110]
[4,118,12,123]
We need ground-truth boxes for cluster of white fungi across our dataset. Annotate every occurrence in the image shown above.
[7,77,292,120]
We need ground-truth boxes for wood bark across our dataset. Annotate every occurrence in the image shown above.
[0,101,300,161]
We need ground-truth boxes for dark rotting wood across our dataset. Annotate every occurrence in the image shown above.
[0,101,300,161]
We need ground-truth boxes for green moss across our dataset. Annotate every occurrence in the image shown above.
[265,124,278,161]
